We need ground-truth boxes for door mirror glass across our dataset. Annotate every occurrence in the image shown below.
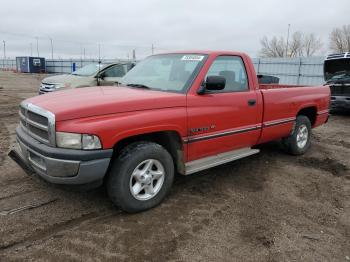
[98,72,105,79]
[205,75,226,90]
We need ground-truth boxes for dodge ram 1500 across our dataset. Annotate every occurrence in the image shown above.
[9,51,330,212]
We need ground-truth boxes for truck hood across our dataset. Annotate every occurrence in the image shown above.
[26,86,186,121]
[42,74,85,85]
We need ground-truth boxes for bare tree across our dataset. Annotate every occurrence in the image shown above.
[260,31,323,57]
[330,24,350,53]
[303,33,323,56]
[289,31,303,57]
[260,36,285,57]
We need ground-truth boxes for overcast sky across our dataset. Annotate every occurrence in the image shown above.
[0,0,349,60]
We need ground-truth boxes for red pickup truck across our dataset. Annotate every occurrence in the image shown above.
[10,51,330,212]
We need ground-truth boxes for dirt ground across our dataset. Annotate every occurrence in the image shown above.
[0,71,349,262]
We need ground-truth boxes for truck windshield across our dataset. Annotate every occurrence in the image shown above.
[120,54,207,93]
[72,64,105,76]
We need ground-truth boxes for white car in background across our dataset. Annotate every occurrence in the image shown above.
[39,62,135,94]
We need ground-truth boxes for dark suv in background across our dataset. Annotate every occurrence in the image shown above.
[324,52,350,112]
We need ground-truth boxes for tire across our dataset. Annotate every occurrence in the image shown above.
[282,115,312,155]
[107,141,174,213]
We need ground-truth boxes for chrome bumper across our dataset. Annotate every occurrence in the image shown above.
[10,126,113,185]
[331,96,350,110]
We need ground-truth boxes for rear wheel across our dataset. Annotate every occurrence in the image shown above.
[107,142,174,213]
[282,115,311,155]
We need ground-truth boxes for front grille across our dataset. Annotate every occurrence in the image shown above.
[19,102,55,146]
[39,83,56,94]
[330,85,350,96]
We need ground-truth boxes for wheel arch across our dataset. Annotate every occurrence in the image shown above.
[297,106,317,127]
[112,131,186,175]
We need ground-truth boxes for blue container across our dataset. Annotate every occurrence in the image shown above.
[16,57,46,73]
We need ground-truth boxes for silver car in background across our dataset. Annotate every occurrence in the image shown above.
[39,62,135,94]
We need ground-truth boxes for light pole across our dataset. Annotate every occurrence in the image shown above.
[49,38,53,60]
[3,40,6,59]
[285,24,291,57]
[35,37,39,57]
[98,43,101,62]
[2,40,5,69]
[30,43,33,56]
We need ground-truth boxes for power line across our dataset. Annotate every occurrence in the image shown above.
[0,30,169,50]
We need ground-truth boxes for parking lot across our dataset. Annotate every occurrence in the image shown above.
[0,71,349,261]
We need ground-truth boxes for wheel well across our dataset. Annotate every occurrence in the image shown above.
[297,107,317,126]
[113,131,185,175]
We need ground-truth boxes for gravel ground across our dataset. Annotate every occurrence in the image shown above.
[0,71,349,262]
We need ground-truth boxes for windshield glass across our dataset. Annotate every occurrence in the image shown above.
[120,54,207,93]
[72,64,105,76]
[324,59,350,81]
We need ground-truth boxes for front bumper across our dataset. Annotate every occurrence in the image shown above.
[330,96,350,110]
[9,126,113,185]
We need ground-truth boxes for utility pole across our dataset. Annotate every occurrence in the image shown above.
[30,43,33,56]
[132,49,136,61]
[98,43,101,62]
[285,24,291,57]
[83,48,86,60]
[2,40,5,69]
[35,37,39,57]
[49,38,53,60]
[3,40,6,59]
[151,43,154,55]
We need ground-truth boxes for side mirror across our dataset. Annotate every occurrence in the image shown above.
[98,72,105,79]
[205,75,226,91]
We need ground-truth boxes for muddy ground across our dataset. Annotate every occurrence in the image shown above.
[0,71,349,262]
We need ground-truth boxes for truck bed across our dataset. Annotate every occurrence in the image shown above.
[257,84,330,144]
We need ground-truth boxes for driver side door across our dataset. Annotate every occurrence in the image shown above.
[99,64,127,86]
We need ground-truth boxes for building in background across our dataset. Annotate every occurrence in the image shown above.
[15,57,46,73]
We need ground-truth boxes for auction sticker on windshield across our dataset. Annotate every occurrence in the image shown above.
[181,55,204,61]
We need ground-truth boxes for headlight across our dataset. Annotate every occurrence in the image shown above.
[54,83,65,89]
[56,132,102,150]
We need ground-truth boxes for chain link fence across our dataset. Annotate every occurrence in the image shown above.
[0,56,326,85]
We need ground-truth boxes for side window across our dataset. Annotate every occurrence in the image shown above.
[104,65,126,77]
[206,56,248,92]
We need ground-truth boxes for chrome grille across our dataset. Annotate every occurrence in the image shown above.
[19,102,56,146]
[40,83,56,92]
[39,83,56,94]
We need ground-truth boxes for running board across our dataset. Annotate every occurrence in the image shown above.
[185,147,260,175]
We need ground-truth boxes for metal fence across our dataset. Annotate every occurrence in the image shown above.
[252,57,325,85]
[0,56,326,85]
[45,59,132,74]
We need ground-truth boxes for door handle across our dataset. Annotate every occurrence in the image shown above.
[248,99,256,106]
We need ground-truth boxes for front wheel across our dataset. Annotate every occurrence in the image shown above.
[107,142,174,213]
[282,115,312,155]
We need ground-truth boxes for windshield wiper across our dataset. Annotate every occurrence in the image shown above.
[126,83,151,89]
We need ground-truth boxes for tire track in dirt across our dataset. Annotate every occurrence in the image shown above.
[232,149,281,260]
[0,210,111,252]
[0,118,10,167]
[298,156,349,178]
[0,174,241,261]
